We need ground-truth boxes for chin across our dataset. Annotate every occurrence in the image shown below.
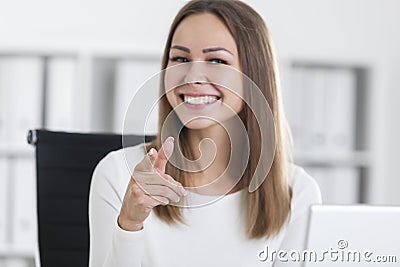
[182,118,219,130]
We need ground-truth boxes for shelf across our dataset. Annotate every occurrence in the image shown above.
[293,150,371,167]
[0,245,35,258]
[0,44,161,59]
[0,145,35,158]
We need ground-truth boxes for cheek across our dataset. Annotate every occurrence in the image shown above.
[164,72,181,109]
[220,85,244,114]
[233,96,244,113]
[164,64,186,93]
[228,93,244,114]
[165,90,176,108]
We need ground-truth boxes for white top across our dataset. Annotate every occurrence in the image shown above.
[89,144,322,267]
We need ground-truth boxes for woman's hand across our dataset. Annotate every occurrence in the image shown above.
[117,137,186,231]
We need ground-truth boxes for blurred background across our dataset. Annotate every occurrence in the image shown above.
[0,0,399,266]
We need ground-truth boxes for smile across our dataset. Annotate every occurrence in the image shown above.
[180,94,221,105]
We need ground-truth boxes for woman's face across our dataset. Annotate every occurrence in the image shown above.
[165,13,244,130]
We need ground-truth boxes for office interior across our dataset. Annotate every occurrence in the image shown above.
[0,0,399,266]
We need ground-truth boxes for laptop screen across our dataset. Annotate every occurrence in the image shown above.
[302,205,400,266]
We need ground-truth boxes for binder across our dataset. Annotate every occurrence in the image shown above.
[11,158,36,248]
[0,67,7,146]
[114,59,160,135]
[305,68,328,151]
[0,159,7,245]
[324,68,356,152]
[0,57,43,147]
[285,66,305,149]
[45,57,78,131]
[290,65,357,154]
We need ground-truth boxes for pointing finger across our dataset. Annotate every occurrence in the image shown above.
[153,136,174,173]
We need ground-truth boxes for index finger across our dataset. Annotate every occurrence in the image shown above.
[153,136,174,173]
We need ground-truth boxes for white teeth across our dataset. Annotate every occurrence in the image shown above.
[183,95,218,105]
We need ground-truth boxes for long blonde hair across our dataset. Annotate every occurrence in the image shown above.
[147,0,292,239]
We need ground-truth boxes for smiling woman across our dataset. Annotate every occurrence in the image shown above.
[89,1,321,267]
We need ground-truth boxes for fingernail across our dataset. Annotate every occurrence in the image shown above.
[167,136,174,143]
[148,148,156,156]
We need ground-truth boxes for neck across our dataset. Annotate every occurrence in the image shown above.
[184,120,241,194]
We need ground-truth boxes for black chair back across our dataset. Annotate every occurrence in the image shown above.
[27,129,154,267]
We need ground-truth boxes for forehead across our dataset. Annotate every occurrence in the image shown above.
[171,13,237,52]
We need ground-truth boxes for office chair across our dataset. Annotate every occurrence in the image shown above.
[27,129,155,267]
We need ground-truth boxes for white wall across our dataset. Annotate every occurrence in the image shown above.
[0,0,183,52]
[0,0,399,204]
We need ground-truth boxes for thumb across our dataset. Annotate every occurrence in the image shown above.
[153,136,174,173]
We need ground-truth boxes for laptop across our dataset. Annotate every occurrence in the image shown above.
[302,205,400,266]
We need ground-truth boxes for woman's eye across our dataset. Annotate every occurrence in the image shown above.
[209,58,227,64]
[170,57,189,63]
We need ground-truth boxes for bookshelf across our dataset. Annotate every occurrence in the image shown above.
[0,48,161,266]
[282,61,371,204]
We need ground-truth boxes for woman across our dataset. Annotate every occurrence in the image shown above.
[89,1,321,266]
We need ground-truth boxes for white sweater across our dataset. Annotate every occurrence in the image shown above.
[89,144,321,267]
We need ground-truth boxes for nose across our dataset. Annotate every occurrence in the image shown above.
[183,62,208,85]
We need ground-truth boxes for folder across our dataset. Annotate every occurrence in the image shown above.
[0,57,43,147]
[324,68,356,152]
[46,57,78,131]
[11,158,36,248]
[114,59,160,135]
[0,159,7,245]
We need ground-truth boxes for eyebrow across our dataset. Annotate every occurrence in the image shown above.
[171,45,190,53]
[203,47,233,55]
[170,45,233,55]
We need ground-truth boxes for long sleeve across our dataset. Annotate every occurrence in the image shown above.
[88,151,145,267]
[274,167,322,267]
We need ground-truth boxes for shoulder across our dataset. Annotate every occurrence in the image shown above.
[287,164,321,199]
[287,164,322,222]
[95,144,147,174]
